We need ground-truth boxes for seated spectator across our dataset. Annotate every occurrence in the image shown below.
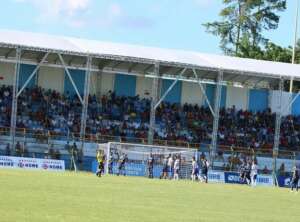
[262,165,270,174]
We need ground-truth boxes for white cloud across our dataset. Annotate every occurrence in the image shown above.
[15,0,90,26]
[15,0,155,30]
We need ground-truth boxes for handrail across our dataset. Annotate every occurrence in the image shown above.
[0,126,300,157]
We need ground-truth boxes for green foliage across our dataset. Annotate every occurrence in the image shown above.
[203,0,286,57]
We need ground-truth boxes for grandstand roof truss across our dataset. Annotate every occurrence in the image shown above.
[0,43,289,90]
[1,30,300,155]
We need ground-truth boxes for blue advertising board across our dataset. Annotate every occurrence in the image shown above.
[224,172,244,184]
[278,176,292,188]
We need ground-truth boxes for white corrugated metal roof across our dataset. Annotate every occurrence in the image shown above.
[0,29,299,79]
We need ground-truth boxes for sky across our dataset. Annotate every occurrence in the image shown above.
[0,0,298,54]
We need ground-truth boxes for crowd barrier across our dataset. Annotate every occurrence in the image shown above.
[0,156,65,172]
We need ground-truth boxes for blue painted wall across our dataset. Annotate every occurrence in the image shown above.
[292,93,300,115]
[64,69,85,96]
[249,89,269,112]
[114,74,136,97]
[161,79,182,103]
[204,85,226,108]
[19,64,37,89]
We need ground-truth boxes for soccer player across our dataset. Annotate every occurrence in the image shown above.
[167,154,174,179]
[96,150,105,177]
[147,153,155,178]
[191,157,199,181]
[239,161,246,183]
[251,160,258,187]
[117,153,128,176]
[245,161,251,185]
[108,151,114,174]
[161,155,169,179]
[201,159,209,183]
[173,156,180,180]
[291,166,299,192]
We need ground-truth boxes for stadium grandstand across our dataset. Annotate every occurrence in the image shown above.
[0,29,300,177]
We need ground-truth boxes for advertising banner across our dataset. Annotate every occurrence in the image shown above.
[224,172,274,186]
[0,156,65,172]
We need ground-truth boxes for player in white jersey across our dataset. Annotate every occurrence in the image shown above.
[173,157,180,180]
[251,161,258,187]
[191,157,199,181]
[167,155,174,179]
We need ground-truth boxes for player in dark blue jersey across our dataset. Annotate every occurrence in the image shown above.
[291,166,299,192]
[147,153,155,178]
[160,155,169,179]
[201,159,209,183]
[117,154,128,176]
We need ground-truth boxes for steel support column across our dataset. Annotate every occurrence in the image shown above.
[80,56,92,146]
[273,78,284,180]
[148,62,160,144]
[154,68,186,110]
[58,53,83,104]
[10,47,22,149]
[17,52,49,97]
[211,70,223,160]
[192,69,215,117]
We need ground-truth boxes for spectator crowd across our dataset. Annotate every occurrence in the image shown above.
[1,85,300,151]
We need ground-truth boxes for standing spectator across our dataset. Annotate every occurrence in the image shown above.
[55,149,61,160]
[5,143,10,156]
[77,148,83,170]
[15,142,21,157]
[23,142,28,157]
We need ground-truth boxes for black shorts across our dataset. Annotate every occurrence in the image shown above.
[163,166,168,173]
[245,172,251,180]
[292,178,299,185]
[98,162,104,170]
[240,172,245,179]
[119,164,125,170]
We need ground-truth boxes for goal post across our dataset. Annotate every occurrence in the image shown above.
[97,142,198,179]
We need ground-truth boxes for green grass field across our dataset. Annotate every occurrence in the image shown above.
[0,170,299,222]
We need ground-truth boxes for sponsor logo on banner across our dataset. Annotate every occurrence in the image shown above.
[208,171,225,183]
[0,156,65,172]
[0,156,14,167]
[224,172,243,184]
[225,172,273,186]
[256,175,273,186]
[278,176,300,188]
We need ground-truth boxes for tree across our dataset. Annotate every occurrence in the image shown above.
[203,0,286,57]
[203,0,250,55]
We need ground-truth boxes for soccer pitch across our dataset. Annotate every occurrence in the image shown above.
[0,170,299,222]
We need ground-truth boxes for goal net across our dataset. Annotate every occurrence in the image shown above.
[97,142,198,179]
